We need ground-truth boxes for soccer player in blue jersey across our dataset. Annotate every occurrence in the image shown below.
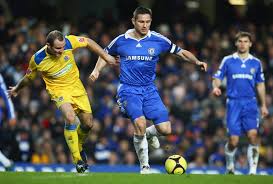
[90,7,207,174]
[212,31,268,175]
[0,73,15,171]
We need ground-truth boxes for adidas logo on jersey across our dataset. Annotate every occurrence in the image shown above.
[136,43,142,47]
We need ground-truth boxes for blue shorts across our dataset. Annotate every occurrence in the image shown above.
[226,98,259,136]
[117,83,169,125]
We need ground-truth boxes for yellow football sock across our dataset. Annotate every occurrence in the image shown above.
[77,124,90,152]
[64,123,81,164]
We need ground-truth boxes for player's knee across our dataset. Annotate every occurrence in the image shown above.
[134,117,146,135]
[80,122,92,131]
[65,111,76,124]
[157,123,172,135]
[161,127,171,135]
[83,119,93,130]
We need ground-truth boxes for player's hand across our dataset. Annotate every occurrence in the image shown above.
[212,87,222,96]
[260,105,269,119]
[9,118,17,126]
[106,55,120,66]
[196,61,207,72]
[89,70,100,82]
[7,86,18,98]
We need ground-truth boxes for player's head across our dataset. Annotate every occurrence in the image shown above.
[46,30,65,57]
[132,7,152,36]
[235,31,252,54]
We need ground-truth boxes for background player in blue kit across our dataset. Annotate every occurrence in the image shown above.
[0,73,15,170]
[212,32,268,175]
[90,7,207,174]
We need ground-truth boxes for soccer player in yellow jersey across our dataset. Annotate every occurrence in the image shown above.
[8,30,117,173]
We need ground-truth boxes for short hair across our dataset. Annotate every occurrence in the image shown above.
[133,6,152,19]
[235,31,252,42]
[46,30,64,46]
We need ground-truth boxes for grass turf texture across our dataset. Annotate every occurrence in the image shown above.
[0,172,272,184]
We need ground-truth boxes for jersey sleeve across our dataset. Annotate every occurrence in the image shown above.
[156,33,182,54]
[25,55,38,80]
[213,57,228,80]
[66,35,88,49]
[105,36,119,55]
[255,61,265,83]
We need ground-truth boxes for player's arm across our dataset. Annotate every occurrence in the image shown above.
[68,35,118,65]
[255,61,268,118]
[212,78,222,96]
[86,38,117,65]
[211,57,228,97]
[89,56,108,82]
[8,57,37,98]
[89,35,120,82]
[8,76,32,97]
[256,82,268,118]
[176,50,207,71]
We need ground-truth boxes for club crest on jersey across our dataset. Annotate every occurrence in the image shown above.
[78,37,85,42]
[148,48,155,56]
[64,55,70,61]
[58,96,64,102]
[250,68,256,74]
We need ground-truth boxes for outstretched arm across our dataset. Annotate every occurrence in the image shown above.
[176,50,207,71]
[89,57,108,82]
[212,78,222,96]
[256,82,268,118]
[8,75,32,98]
[86,38,117,65]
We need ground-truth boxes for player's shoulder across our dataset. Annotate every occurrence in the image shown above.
[33,46,47,65]
[108,33,125,48]
[221,54,234,63]
[150,31,171,44]
[249,54,261,63]
[64,35,78,49]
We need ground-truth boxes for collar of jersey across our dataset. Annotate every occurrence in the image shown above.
[124,29,151,41]
[232,52,253,61]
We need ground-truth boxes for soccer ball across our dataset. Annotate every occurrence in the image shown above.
[165,155,187,174]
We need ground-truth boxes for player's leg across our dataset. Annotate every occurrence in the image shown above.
[77,112,93,163]
[242,99,259,175]
[117,89,150,173]
[225,135,239,174]
[132,116,151,173]
[70,93,93,173]
[225,99,242,174]
[59,103,82,164]
[246,129,259,175]
[0,150,13,170]
[143,87,171,149]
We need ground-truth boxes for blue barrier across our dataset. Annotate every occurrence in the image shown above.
[0,163,272,175]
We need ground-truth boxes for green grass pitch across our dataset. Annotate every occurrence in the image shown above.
[0,172,272,184]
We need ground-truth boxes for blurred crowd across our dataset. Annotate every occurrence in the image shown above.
[0,8,273,169]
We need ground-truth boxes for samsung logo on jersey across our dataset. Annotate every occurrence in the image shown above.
[126,56,153,61]
[232,74,253,80]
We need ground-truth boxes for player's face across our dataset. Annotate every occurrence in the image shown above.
[133,14,152,36]
[235,36,252,54]
[48,39,66,57]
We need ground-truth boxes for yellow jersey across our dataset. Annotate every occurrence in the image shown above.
[26,35,88,97]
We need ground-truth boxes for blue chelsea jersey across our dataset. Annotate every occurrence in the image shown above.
[105,29,181,86]
[213,53,265,98]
